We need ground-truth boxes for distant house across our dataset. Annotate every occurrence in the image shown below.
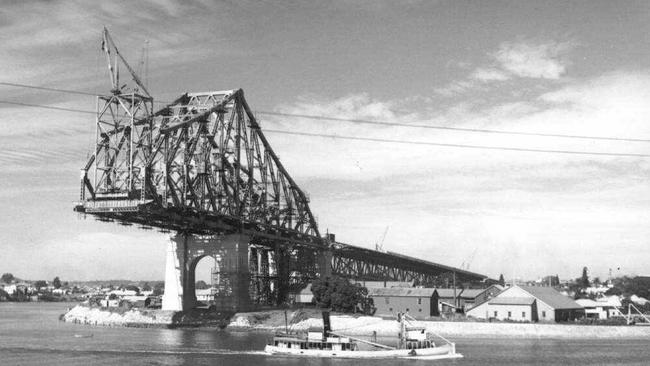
[466,285,584,322]
[293,284,314,304]
[368,287,438,319]
[2,284,17,295]
[576,297,623,319]
[195,288,214,302]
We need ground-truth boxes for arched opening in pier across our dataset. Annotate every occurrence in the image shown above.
[194,255,217,307]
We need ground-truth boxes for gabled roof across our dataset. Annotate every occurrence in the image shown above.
[435,289,460,298]
[489,297,536,305]
[459,289,487,299]
[517,285,582,309]
[367,287,436,297]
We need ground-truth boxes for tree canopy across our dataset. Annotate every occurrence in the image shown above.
[52,277,62,289]
[311,276,374,314]
[1,273,14,283]
[580,267,589,288]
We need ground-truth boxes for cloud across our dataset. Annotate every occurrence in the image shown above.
[440,39,574,95]
[470,67,511,82]
[493,40,574,79]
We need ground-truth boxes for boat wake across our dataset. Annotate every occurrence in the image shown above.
[1,345,268,356]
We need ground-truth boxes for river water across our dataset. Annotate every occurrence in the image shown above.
[0,302,648,365]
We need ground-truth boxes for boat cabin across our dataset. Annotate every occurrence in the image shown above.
[403,326,435,350]
[272,329,357,351]
[271,311,357,352]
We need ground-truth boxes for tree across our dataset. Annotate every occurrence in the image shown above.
[580,267,589,288]
[1,273,14,283]
[498,274,505,286]
[195,280,209,290]
[53,277,62,289]
[311,276,373,314]
[125,285,140,294]
[142,282,152,292]
[33,280,47,289]
[153,282,165,296]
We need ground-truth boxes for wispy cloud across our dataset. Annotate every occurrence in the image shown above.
[492,40,574,80]
[470,67,511,82]
[439,39,574,96]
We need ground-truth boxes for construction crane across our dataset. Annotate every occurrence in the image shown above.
[375,226,389,252]
[461,248,478,270]
[100,27,150,97]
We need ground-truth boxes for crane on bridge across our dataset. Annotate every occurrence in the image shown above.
[460,248,478,270]
[375,226,389,252]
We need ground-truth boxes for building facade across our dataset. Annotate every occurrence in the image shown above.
[368,287,438,319]
[466,285,584,322]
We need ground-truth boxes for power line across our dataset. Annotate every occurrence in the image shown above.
[2,94,650,158]
[263,129,650,158]
[0,100,96,115]
[0,82,98,97]
[259,111,650,143]
[3,81,650,143]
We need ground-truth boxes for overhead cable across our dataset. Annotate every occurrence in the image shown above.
[2,81,650,143]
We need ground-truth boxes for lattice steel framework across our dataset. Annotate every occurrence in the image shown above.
[78,88,321,244]
[75,28,489,297]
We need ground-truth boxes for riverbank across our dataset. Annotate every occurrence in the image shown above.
[62,304,233,328]
[227,309,650,339]
[62,306,650,338]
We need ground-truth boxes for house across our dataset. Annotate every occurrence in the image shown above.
[576,297,623,319]
[2,284,17,295]
[466,285,584,322]
[293,284,314,304]
[459,285,504,311]
[368,287,438,319]
[195,288,214,302]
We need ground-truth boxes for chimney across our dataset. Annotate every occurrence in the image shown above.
[322,311,331,335]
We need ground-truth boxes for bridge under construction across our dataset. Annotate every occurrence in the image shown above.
[74,28,488,312]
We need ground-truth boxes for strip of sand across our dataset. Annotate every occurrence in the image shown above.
[229,312,650,339]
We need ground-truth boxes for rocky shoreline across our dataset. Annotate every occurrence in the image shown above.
[62,306,650,338]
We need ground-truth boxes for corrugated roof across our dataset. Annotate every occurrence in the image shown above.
[367,287,436,297]
[517,285,582,309]
[489,297,536,305]
[459,289,486,298]
[435,288,460,298]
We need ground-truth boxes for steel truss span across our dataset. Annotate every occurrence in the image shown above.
[75,85,487,286]
[77,89,321,246]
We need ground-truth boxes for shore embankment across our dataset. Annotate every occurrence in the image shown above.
[62,306,650,338]
[62,305,175,327]
[227,310,650,339]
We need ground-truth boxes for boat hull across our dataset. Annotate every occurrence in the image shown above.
[264,343,462,359]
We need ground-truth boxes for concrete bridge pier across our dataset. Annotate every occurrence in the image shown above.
[162,233,251,311]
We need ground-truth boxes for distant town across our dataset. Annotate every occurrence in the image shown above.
[2,269,649,325]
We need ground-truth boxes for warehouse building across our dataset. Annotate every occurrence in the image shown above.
[466,285,584,322]
[368,287,439,319]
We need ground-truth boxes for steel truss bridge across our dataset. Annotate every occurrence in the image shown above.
[74,29,487,309]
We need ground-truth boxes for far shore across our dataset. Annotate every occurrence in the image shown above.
[62,305,650,338]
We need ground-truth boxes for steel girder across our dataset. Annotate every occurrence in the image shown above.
[77,89,321,244]
[330,244,488,285]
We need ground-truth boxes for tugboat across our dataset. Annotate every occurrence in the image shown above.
[264,311,462,360]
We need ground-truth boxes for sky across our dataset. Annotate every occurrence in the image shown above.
[1,0,650,282]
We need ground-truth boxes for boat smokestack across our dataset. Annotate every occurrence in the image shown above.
[322,311,331,335]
